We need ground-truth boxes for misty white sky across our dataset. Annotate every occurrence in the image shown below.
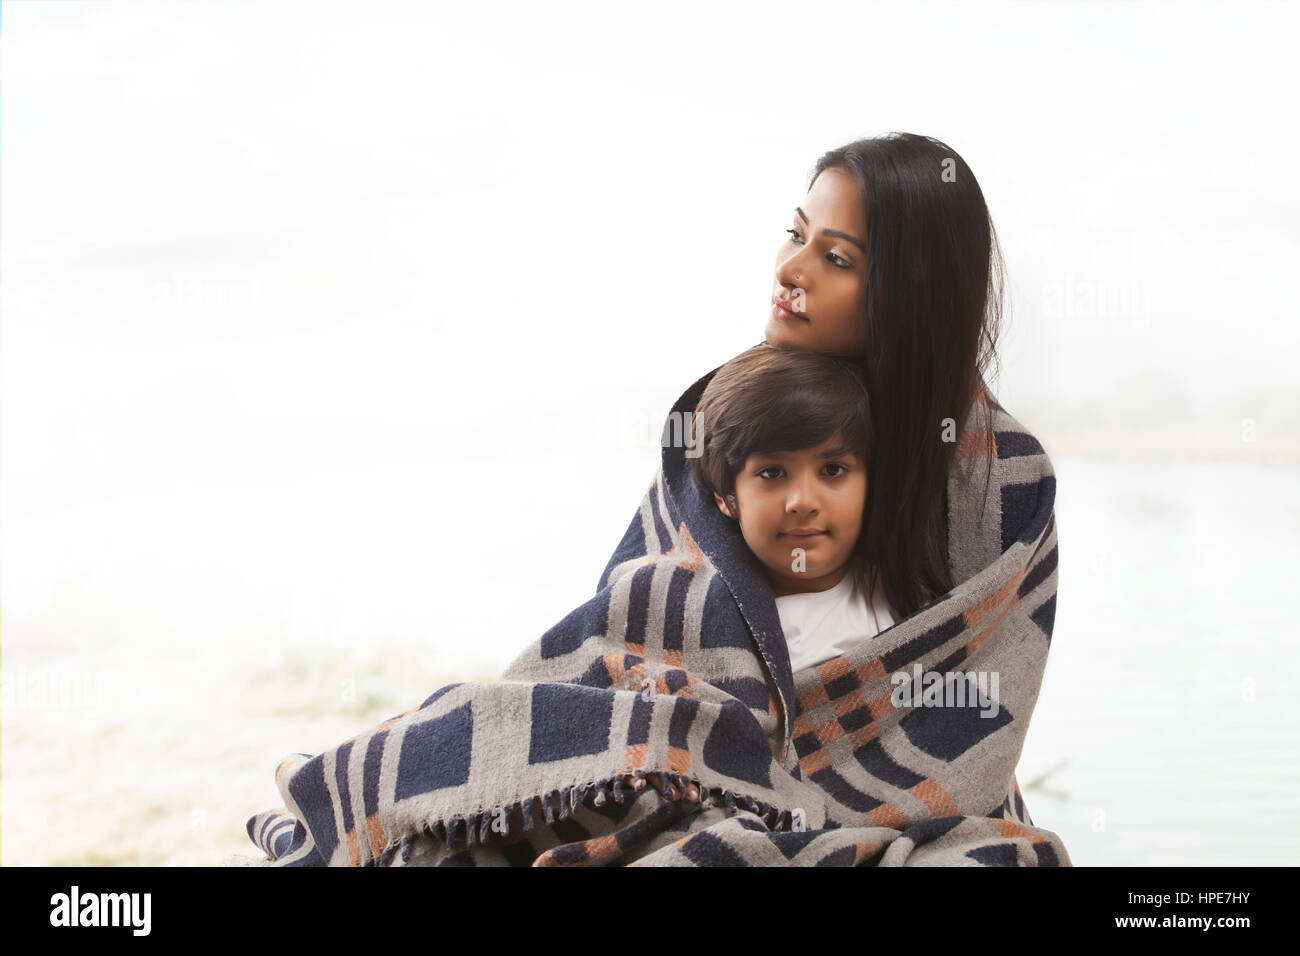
[3,0,1298,671]
[5,1,1297,412]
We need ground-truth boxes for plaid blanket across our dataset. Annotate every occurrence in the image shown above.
[244,360,1069,866]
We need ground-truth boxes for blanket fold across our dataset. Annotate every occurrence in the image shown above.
[243,356,1069,866]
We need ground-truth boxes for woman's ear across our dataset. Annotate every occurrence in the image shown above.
[714,492,735,520]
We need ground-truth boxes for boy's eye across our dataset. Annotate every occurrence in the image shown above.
[755,463,852,480]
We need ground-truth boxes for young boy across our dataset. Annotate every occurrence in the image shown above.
[689,343,896,673]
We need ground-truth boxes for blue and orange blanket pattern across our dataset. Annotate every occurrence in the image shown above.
[244,362,1069,866]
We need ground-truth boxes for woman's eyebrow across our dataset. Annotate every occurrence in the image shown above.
[795,207,867,253]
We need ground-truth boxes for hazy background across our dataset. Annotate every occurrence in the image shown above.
[3,0,1297,865]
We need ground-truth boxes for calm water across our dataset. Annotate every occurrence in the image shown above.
[3,455,1297,865]
[1016,458,1300,865]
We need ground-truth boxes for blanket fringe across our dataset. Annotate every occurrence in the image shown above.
[369,769,805,865]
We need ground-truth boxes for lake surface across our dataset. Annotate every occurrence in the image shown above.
[3,455,1298,865]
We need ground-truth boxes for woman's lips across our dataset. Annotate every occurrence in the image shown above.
[781,529,826,538]
[771,298,810,323]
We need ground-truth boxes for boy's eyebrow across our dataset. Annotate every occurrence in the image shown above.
[817,445,858,459]
[795,207,867,253]
[760,445,861,460]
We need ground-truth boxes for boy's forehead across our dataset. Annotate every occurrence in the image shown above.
[749,437,863,460]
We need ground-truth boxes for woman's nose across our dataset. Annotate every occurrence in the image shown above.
[775,248,808,293]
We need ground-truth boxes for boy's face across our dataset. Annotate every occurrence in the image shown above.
[714,431,867,598]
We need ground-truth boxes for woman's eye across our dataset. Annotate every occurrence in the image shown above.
[787,228,852,269]
[824,463,849,477]
[757,466,783,480]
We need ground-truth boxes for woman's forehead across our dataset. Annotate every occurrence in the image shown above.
[801,168,866,237]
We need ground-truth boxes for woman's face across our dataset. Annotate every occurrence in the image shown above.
[766,167,868,357]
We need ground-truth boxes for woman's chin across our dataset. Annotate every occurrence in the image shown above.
[764,318,802,348]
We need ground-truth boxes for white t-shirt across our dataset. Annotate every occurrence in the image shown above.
[775,569,896,674]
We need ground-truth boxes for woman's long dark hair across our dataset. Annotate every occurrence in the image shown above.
[811,132,1005,620]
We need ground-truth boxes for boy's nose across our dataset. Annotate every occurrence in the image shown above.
[785,474,820,513]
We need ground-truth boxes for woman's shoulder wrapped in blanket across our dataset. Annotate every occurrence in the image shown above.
[243,361,1070,867]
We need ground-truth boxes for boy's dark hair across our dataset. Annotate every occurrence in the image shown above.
[689,343,873,521]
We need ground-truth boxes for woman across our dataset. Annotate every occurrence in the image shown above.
[242,132,1066,867]
[631,131,1007,806]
